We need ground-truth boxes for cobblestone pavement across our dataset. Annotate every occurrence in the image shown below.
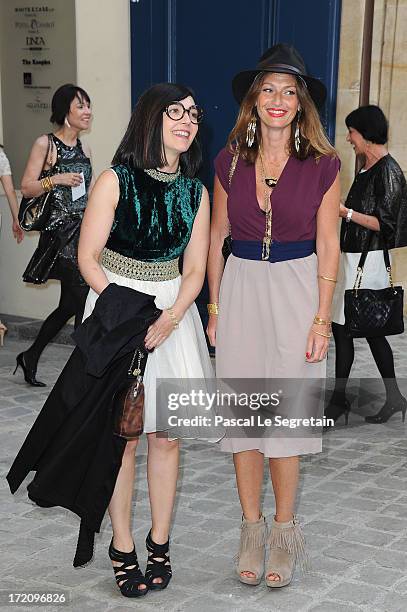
[0,334,406,612]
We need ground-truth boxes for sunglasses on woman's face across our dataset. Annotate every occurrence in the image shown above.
[164,102,204,124]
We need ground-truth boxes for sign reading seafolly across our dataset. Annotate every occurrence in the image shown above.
[0,0,76,183]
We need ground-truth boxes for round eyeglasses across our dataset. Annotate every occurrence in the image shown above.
[164,101,204,124]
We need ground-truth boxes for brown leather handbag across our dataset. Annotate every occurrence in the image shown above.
[113,349,147,440]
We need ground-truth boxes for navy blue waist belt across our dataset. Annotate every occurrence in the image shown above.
[231,239,316,263]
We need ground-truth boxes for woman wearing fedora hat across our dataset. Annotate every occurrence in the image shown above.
[207,44,340,588]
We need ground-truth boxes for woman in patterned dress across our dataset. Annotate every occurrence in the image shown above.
[15,84,93,386]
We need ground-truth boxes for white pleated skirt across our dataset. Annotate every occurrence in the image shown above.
[83,267,215,434]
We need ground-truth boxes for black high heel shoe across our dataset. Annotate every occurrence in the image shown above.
[13,352,46,387]
[324,394,351,429]
[108,539,148,598]
[365,397,407,424]
[145,530,172,590]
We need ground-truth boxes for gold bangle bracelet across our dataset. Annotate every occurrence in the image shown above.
[166,307,179,329]
[313,316,331,325]
[318,275,337,283]
[41,176,54,193]
[313,330,332,338]
[207,303,219,315]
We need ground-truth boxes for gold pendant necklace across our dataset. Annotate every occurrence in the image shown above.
[264,177,278,188]
[258,150,273,261]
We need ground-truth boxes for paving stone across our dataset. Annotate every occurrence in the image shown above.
[255,586,312,611]
[388,537,407,553]
[354,562,405,588]
[349,463,387,474]
[341,527,397,547]
[178,594,250,612]
[374,476,407,491]
[308,602,362,612]
[340,496,385,512]
[371,548,407,571]
[310,555,353,578]
[315,480,358,495]
[365,453,402,466]
[323,541,379,564]
[327,581,383,606]
[357,486,400,500]
[366,516,407,532]
[304,520,348,537]
[381,503,407,518]
[335,470,375,484]
[395,577,407,594]
[379,591,407,612]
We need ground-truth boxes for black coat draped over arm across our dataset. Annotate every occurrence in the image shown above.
[6,283,161,567]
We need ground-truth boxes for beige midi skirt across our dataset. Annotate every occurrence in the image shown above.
[216,253,324,458]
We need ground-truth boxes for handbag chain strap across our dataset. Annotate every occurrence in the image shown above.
[40,134,54,176]
[128,349,144,378]
[226,145,240,237]
[228,145,240,186]
[353,231,394,294]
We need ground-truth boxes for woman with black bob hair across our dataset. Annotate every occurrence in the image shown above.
[113,82,202,176]
[16,83,93,386]
[330,104,407,424]
[77,82,213,596]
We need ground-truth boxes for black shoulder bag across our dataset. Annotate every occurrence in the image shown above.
[344,245,404,338]
[19,134,55,232]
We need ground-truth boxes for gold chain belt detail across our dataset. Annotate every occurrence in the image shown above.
[101,248,180,282]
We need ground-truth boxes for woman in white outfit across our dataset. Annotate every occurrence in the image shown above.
[78,82,213,598]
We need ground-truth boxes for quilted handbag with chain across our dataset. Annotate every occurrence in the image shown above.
[344,247,404,338]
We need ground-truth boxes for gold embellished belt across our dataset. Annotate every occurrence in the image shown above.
[101,248,180,281]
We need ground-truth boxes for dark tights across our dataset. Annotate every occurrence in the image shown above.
[25,281,88,366]
[332,322,403,403]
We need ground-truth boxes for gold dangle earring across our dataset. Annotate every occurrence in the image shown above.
[246,113,257,148]
[294,109,301,153]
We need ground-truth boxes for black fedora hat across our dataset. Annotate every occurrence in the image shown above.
[232,43,327,108]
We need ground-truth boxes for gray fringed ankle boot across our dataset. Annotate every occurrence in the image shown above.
[236,514,267,585]
[265,516,308,588]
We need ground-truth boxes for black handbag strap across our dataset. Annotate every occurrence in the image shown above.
[40,133,55,177]
[354,230,393,290]
[357,246,390,269]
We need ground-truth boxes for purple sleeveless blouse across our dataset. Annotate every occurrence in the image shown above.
[214,148,340,242]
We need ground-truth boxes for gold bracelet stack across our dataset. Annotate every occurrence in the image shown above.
[166,307,179,329]
[313,330,332,338]
[313,315,332,338]
[318,274,337,283]
[41,176,54,192]
[207,303,219,315]
[313,315,330,325]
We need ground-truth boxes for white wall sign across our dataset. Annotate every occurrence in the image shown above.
[0,0,77,183]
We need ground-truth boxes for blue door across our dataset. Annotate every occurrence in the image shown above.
[129,0,342,333]
[130,0,341,186]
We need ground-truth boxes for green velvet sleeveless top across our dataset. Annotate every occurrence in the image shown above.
[105,164,203,262]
